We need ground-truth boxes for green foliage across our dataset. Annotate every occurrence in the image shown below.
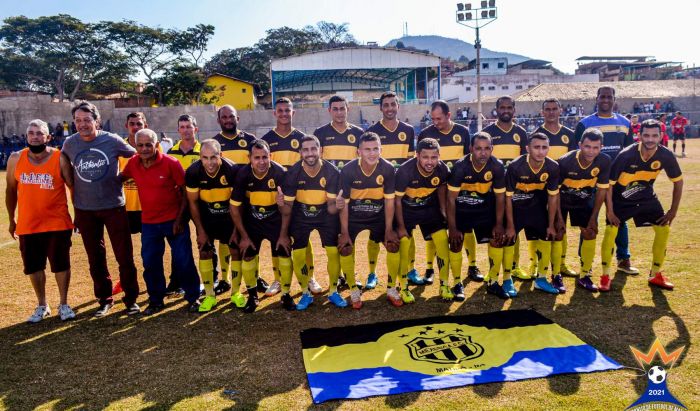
[146,65,218,106]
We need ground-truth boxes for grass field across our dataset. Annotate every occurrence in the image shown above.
[0,146,699,410]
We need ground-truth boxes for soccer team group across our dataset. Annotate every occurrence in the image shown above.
[7,86,684,323]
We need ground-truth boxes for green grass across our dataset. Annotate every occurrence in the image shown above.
[0,146,698,410]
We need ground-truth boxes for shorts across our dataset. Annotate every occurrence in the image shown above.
[203,217,235,245]
[513,206,548,241]
[611,199,664,227]
[672,132,685,141]
[348,218,385,244]
[456,211,495,244]
[19,229,72,274]
[561,206,593,228]
[127,211,142,234]
[244,218,289,258]
[290,215,339,249]
[402,209,446,240]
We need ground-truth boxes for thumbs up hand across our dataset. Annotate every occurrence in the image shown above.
[335,189,346,210]
[276,185,285,207]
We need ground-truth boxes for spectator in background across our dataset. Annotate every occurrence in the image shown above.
[631,115,641,141]
[671,111,689,157]
[159,132,173,153]
[62,121,70,138]
[658,114,669,147]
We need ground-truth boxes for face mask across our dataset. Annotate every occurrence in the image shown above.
[28,143,47,154]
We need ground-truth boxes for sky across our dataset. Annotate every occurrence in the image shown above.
[1,0,698,74]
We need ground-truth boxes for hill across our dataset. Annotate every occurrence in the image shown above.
[385,35,531,64]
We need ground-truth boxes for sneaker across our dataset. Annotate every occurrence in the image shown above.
[387,287,403,307]
[28,305,51,323]
[423,268,435,285]
[452,283,466,301]
[468,266,484,282]
[440,285,454,301]
[198,296,217,313]
[244,288,259,313]
[111,281,123,295]
[599,274,612,292]
[337,275,349,291]
[214,280,231,296]
[486,282,509,299]
[648,272,674,290]
[328,292,347,308]
[187,301,201,312]
[125,303,141,316]
[365,272,379,290]
[559,265,578,277]
[165,282,180,297]
[617,259,640,275]
[502,279,518,297]
[281,293,296,311]
[143,303,164,316]
[230,292,246,308]
[308,277,323,295]
[577,275,599,292]
[58,304,76,321]
[407,269,425,285]
[400,289,415,304]
[265,280,281,297]
[534,277,560,295]
[511,267,533,280]
[296,293,314,310]
[682,152,687,158]
[350,289,363,309]
[551,274,566,294]
[94,302,113,318]
[256,277,269,293]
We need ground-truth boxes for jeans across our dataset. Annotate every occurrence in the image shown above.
[615,220,630,260]
[141,220,200,305]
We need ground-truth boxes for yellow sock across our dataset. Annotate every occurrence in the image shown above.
[199,258,215,297]
[340,250,358,290]
[551,240,563,276]
[600,225,618,276]
[448,250,463,284]
[399,237,411,282]
[432,230,451,286]
[528,239,538,275]
[242,258,258,289]
[426,239,436,270]
[292,248,310,292]
[580,239,596,274]
[561,235,569,270]
[278,256,293,294]
[271,255,281,282]
[367,240,379,274]
[408,235,416,272]
[218,243,231,283]
[230,259,242,292]
[464,231,477,267]
[513,235,521,269]
[487,245,504,283]
[652,225,670,273]
[386,250,401,288]
[306,241,315,278]
[325,246,340,293]
[502,245,514,281]
[536,240,552,277]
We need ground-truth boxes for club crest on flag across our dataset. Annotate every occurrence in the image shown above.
[405,329,484,364]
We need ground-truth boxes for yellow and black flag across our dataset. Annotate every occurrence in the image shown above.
[301,310,620,403]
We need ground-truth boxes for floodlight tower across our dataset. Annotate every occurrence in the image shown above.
[456,1,498,130]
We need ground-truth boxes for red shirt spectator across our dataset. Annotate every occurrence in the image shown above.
[671,114,689,136]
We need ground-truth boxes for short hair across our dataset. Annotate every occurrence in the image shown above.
[596,86,615,97]
[541,98,560,109]
[527,132,549,144]
[135,128,158,143]
[200,139,222,155]
[359,131,380,145]
[631,114,639,119]
[675,111,682,115]
[217,105,237,118]
[328,95,347,107]
[71,100,100,121]
[26,119,50,136]
[639,119,662,134]
[417,138,440,152]
[249,139,270,153]
[379,91,398,106]
[178,114,197,127]
[300,134,320,147]
[126,112,146,123]
[274,97,292,108]
[496,96,515,108]
[430,100,450,115]
[471,131,492,146]
[581,128,604,144]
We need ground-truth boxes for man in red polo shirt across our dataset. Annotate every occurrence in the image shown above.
[121,129,201,314]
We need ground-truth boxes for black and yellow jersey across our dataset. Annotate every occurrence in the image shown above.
[212,130,257,165]
[557,150,611,209]
[315,122,363,169]
[167,140,201,171]
[185,158,238,220]
[481,122,528,163]
[395,157,449,213]
[448,154,506,214]
[261,128,305,168]
[231,161,286,222]
[505,154,560,210]
[366,120,415,167]
[417,122,469,169]
[534,124,576,160]
[282,159,340,219]
[340,158,396,224]
[609,143,682,205]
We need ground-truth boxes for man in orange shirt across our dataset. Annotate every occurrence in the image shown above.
[6,119,76,323]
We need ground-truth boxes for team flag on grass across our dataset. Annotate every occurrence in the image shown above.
[301,309,620,403]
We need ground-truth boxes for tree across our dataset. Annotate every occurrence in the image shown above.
[147,65,218,106]
[310,21,357,48]
[204,47,268,94]
[171,23,215,67]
